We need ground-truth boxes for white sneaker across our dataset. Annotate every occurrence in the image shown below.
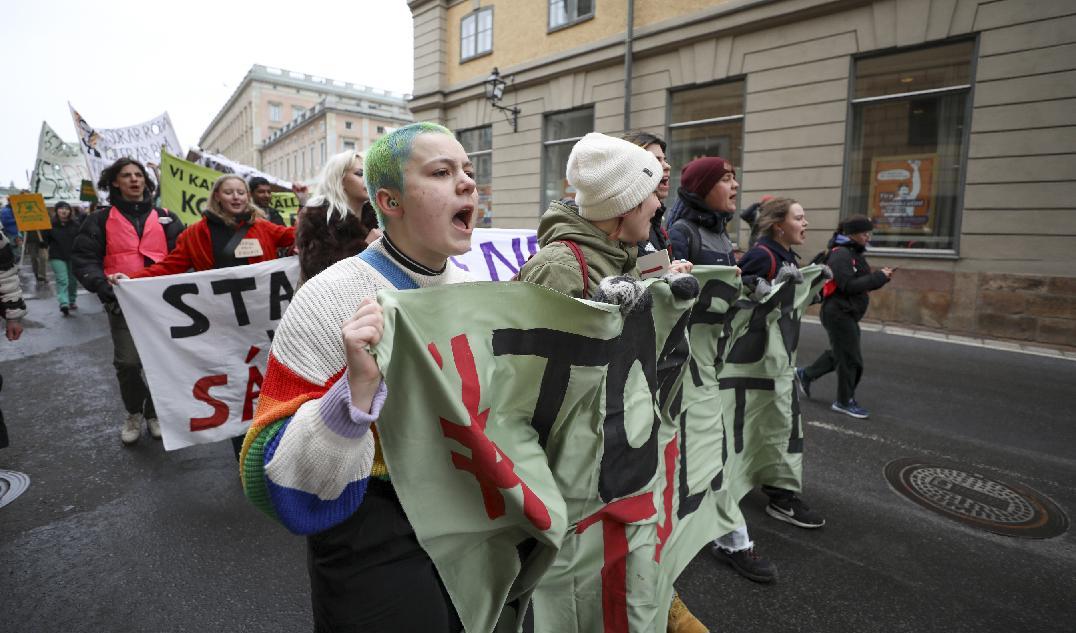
[146,417,161,440]
[121,413,141,445]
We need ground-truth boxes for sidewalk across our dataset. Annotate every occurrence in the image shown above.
[802,315,1076,361]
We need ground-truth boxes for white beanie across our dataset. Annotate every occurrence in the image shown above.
[566,133,662,221]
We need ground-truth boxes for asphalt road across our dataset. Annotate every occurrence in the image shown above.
[2,273,1074,633]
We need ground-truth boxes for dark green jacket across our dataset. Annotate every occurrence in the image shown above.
[517,201,638,299]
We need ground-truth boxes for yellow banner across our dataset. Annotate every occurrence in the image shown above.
[159,149,223,227]
[269,192,300,226]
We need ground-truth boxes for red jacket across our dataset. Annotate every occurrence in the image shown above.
[130,217,295,278]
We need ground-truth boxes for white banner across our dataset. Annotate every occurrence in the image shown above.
[114,257,299,450]
[29,122,90,205]
[113,230,535,451]
[452,227,538,281]
[69,104,183,199]
[186,147,293,190]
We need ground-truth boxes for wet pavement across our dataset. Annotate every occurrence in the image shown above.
[2,264,1074,632]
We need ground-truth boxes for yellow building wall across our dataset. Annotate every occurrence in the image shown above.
[445,0,729,87]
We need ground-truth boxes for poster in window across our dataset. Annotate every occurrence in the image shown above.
[867,154,937,232]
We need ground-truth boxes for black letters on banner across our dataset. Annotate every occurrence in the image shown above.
[163,283,209,338]
[493,306,664,503]
[212,277,257,327]
[269,271,294,321]
[718,377,775,454]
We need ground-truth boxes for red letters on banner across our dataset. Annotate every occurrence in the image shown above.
[576,493,657,633]
[432,335,552,531]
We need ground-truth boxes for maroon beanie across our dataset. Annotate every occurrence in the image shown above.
[679,156,734,198]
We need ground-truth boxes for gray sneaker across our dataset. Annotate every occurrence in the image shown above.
[121,413,141,445]
[146,417,161,440]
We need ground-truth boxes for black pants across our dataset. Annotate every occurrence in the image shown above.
[308,479,462,633]
[803,303,863,405]
[106,304,156,418]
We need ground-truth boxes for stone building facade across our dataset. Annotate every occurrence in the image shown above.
[409,0,1076,346]
[199,65,412,181]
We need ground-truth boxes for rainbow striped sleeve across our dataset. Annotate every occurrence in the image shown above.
[240,352,383,535]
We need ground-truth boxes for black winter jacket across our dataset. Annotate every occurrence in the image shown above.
[44,218,82,262]
[823,234,889,320]
[72,200,184,303]
[667,191,736,266]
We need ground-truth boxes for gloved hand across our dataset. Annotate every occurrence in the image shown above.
[593,275,652,315]
[774,263,803,285]
[660,271,700,300]
[749,278,772,302]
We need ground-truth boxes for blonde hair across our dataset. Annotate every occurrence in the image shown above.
[306,151,362,222]
[754,197,798,239]
[205,175,265,227]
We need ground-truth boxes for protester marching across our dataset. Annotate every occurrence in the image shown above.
[5,109,872,633]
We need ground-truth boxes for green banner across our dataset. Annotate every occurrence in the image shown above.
[159,149,222,227]
[371,267,823,632]
[269,192,300,226]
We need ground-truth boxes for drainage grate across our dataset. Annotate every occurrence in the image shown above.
[884,458,1068,539]
[0,470,30,510]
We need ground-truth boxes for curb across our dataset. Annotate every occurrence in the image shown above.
[800,316,1075,362]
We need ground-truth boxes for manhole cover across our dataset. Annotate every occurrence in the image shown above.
[884,458,1068,539]
[0,469,30,509]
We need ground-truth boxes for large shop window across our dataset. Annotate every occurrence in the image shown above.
[843,40,975,253]
[461,7,493,62]
[549,0,593,32]
[542,107,594,211]
[666,80,745,210]
[458,126,493,227]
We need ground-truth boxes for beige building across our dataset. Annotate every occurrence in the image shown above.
[409,0,1076,347]
[199,65,413,180]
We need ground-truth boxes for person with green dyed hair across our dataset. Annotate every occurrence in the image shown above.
[364,121,453,229]
[240,120,479,631]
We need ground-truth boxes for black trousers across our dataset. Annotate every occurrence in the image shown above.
[308,479,462,633]
[803,303,863,405]
[105,305,156,418]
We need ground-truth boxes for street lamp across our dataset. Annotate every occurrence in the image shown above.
[484,67,520,133]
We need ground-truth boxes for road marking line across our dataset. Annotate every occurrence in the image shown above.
[806,420,1075,492]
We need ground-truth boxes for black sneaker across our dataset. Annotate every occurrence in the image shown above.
[767,495,826,528]
[711,545,778,583]
[60,306,70,317]
[794,367,811,399]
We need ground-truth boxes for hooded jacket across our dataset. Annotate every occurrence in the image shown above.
[666,190,736,266]
[824,233,889,320]
[517,200,638,299]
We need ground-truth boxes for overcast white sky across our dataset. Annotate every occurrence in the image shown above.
[0,0,415,188]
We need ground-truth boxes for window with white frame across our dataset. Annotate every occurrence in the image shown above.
[843,40,975,252]
[666,80,745,212]
[292,106,306,121]
[461,7,493,62]
[458,126,493,227]
[269,102,282,122]
[549,0,593,31]
[542,107,593,211]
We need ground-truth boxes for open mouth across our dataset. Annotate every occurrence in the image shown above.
[452,207,474,232]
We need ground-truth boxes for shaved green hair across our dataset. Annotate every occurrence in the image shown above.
[364,121,454,228]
